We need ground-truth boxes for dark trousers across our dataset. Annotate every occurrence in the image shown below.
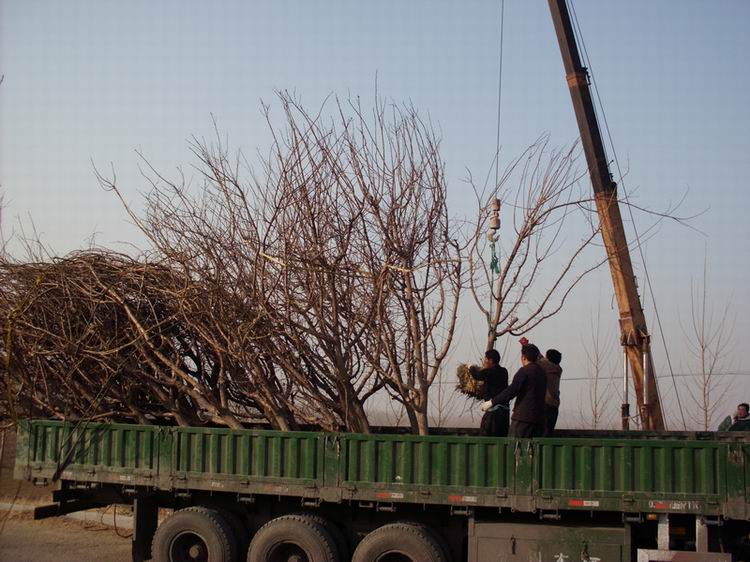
[544,405,559,437]
[480,409,509,437]
[509,419,544,438]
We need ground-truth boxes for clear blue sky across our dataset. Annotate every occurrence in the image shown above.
[2,0,748,428]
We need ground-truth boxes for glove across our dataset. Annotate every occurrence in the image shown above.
[480,400,493,412]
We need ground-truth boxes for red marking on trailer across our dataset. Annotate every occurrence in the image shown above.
[568,499,599,507]
[448,495,477,503]
[376,492,404,500]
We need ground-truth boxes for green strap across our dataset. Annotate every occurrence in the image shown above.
[489,239,500,274]
[487,239,501,341]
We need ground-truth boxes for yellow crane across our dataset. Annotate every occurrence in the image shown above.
[548,0,665,430]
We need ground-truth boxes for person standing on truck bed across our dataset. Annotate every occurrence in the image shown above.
[729,403,750,431]
[538,348,563,436]
[470,349,509,436]
[481,344,547,438]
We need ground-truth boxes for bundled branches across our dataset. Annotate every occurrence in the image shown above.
[455,364,485,400]
[0,251,277,428]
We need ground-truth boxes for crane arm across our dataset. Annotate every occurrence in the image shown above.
[547,0,665,430]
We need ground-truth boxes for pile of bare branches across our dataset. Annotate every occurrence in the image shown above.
[0,251,293,429]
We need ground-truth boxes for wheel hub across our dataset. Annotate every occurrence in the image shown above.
[170,531,209,562]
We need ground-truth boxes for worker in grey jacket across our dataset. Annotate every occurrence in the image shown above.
[538,349,562,437]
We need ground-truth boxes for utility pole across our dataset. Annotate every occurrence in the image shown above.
[547,0,665,430]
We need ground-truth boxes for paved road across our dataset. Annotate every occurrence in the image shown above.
[0,512,132,562]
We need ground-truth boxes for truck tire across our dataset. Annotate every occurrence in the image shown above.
[352,522,448,562]
[152,506,237,562]
[397,522,451,562]
[195,505,251,559]
[247,514,340,562]
[292,513,349,561]
[217,509,251,559]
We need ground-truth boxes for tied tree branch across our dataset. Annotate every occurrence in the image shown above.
[467,136,604,351]
[467,135,693,353]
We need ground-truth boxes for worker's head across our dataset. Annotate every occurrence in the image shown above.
[521,344,540,365]
[484,349,501,367]
[546,349,562,365]
[737,403,749,418]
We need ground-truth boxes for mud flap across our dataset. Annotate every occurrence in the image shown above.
[132,495,159,562]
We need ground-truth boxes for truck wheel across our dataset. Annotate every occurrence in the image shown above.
[352,523,448,562]
[196,505,251,558]
[217,509,250,559]
[399,522,451,562]
[152,506,237,562]
[292,513,349,561]
[247,514,340,562]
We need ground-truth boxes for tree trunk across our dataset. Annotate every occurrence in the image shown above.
[415,411,430,436]
[404,403,419,434]
[345,397,371,434]
[414,392,430,436]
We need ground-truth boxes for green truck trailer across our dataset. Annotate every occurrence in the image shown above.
[12,419,750,561]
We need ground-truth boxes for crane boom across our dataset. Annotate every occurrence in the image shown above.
[547,0,665,430]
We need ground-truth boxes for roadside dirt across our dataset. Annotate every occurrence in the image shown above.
[0,429,135,561]
[0,510,132,562]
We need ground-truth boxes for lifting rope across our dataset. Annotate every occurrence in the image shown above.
[493,0,506,190]
[487,1,506,344]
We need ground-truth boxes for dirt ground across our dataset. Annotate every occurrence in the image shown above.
[0,429,134,561]
[0,510,132,562]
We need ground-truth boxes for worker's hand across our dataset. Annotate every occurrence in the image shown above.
[480,400,493,412]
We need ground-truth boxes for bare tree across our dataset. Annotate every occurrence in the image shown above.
[94,93,464,434]
[1,93,463,434]
[681,252,735,431]
[99,130,378,431]
[578,305,618,429]
[341,99,463,435]
[380,399,408,428]
[467,137,604,352]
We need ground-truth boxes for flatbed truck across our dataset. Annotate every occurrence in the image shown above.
[13,419,750,561]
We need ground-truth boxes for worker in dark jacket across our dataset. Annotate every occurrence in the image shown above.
[481,344,547,438]
[470,349,509,437]
[729,403,750,432]
[538,349,562,436]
